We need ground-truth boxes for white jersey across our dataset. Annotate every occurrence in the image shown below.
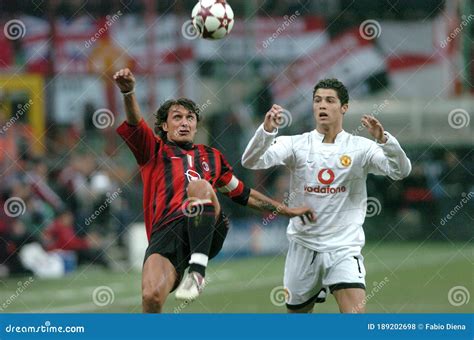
[242,124,412,252]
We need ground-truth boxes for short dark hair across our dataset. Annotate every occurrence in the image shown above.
[312,78,349,106]
[154,98,201,138]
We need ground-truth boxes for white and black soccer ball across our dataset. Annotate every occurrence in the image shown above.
[191,0,234,40]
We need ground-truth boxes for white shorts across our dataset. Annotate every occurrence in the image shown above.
[283,240,366,310]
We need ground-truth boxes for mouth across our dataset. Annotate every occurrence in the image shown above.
[177,130,190,136]
[319,112,329,118]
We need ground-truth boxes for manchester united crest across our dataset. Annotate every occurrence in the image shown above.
[340,155,352,167]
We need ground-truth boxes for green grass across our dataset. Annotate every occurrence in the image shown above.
[0,242,472,313]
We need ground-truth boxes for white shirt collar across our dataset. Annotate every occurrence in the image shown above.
[312,129,347,144]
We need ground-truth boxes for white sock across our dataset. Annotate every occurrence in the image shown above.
[189,253,208,267]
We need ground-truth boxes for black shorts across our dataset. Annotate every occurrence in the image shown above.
[144,211,230,290]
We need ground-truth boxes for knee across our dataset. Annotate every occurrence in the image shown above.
[187,179,212,199]
[142,286,165,312]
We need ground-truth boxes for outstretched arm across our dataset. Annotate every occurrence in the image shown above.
[247,189,316,224]
[241,104,294,169]
[362,115,412,180]
[113,68,141,125]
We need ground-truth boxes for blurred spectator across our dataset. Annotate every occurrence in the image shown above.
[43,210,110,268]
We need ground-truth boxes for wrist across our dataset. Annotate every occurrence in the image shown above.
[121,88,135,96]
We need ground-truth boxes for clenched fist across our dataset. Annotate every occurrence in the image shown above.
[113,68,136,93]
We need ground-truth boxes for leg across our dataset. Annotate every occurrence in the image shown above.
[185,179,221,274]
[333,288,366,313]
[175,180,220,300]
[287,302,315,313]
[142,253,177,313]
[186,179,220,217]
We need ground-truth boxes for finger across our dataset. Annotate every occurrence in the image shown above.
[299,215,306,225]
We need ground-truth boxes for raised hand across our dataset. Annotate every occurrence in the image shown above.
[361,115,387,143]
[113,68,136,93]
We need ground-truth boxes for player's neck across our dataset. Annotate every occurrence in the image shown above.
[316,125,343,144]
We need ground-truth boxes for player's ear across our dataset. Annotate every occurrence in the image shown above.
[162,122,168,132]
[341,103,348,115]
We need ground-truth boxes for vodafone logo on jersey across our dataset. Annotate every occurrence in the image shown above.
[317,169,335,185]
[305,168,346,194]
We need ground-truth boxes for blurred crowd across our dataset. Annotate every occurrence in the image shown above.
[0,110,137,278]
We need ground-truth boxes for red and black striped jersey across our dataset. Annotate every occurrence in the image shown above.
[117,119,250,240]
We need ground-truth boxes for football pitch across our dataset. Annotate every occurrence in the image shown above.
[1,242,472,313]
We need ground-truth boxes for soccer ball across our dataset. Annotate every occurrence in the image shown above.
[191,0,234,40]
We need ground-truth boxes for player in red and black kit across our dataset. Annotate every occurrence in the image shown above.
[114,68,315,313]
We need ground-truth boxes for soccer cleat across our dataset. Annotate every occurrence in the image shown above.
[175,271,206,301]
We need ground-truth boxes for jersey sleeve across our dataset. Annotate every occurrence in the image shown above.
[363,131,412,180]
[116,119,158,166]
[215,150,251,206]
[241,123,294,169]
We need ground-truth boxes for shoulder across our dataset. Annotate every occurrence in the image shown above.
[342,132,376,149]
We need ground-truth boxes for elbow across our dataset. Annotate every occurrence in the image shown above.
[390,162,412,181]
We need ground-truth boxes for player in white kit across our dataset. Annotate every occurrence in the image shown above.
[242,79,412,313]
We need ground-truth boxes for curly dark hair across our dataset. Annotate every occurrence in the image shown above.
[312,78,349,106]
[154,98,201,138]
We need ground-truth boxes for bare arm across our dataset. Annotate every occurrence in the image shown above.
[247,189,315,224]
[113,68,141,125]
